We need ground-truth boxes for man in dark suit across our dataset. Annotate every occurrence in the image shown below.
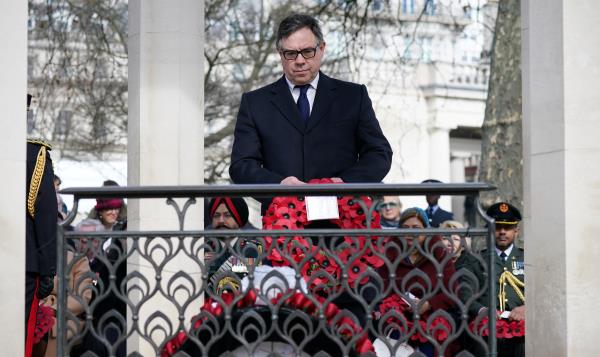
[229,13,392,203]
[25,94,57,356]
[421,178,454,227]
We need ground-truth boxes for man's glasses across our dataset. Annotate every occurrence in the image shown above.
[379,202,399,210]
[280,45,319,60]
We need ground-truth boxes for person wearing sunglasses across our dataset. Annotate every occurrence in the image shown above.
[378,196,403,229]
[230,13,392,213]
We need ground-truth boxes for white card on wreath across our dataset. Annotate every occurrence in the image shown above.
[305,196,340,221]
[500,310,511,319]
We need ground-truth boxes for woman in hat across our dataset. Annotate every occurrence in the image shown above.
[94,198,125,231]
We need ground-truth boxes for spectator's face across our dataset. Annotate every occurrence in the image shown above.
[380,197,401,221]
[54,179,61,191]
[76,224,100,257]
[444,234,463,257]
[495,224,518,250]
[426,194,440,206]
[279,27,325,86]
[212,203,239,230]
[99,207,120,226]
[401,216,426,248]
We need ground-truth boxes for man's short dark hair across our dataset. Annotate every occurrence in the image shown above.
[276,13,324,50]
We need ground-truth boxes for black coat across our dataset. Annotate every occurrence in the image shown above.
[229,73,392,189]
[26,141,57,275]
[426,207,454,227]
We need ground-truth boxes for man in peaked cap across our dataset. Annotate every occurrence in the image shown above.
[463,201,525,357]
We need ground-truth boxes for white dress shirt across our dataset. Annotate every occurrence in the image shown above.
[496,244,514,259]
[285,73,319,115]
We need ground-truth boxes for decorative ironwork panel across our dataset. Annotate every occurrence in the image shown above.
[55,184,500,357]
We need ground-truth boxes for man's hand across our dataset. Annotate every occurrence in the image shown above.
[509,305,525,321]
[37,275,54,299]
[280,176,305,185]
[418,300,431,315]
[330,177,344,183]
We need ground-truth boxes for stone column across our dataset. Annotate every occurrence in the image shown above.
[522,1,600,355]
[450,154,466,222]
[128,0,203,354]
[0,2,27,354]
[428,126,452,209]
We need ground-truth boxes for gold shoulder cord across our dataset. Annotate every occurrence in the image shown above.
[217,276,241,294]
[498,270,525,311]
[27,146,47,218]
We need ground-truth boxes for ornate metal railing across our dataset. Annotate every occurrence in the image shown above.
[56,183,498,357]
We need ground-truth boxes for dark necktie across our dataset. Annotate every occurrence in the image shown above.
[500,252,507,262]
[427,207,434,219]
[296,84,310,122]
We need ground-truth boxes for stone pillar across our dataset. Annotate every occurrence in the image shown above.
[522,1,600,355]
[450,154,466,222]
[128,0,203,354]
[0,2,27,354]
[428,126,452,209]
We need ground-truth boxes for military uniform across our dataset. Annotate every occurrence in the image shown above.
[460,202,525,357]
[25,139,58,356]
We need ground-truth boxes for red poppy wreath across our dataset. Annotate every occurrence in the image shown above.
[378,294,453,343]
[261,178,384,288]
[469,314,525,339]
[161,289,374,356]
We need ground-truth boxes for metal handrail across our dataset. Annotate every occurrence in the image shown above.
[60,182,495,198]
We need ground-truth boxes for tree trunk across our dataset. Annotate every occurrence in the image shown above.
[478,0,522,212]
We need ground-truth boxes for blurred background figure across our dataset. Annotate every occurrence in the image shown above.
[378,196,402,229]
[378,207,458,356]
[72,204,126,356]
[87,180,127,225]
[421,179,454,227]
[53,175,68,221]
[34,243,93,357]
[440,220,471,263]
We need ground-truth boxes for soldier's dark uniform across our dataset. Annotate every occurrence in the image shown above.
[459,202,525,357]
[25,139,57,355]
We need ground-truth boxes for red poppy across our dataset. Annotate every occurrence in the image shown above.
[496,319,510,338]
[161,331,188,357]
[347,258,368,285]
[429,317,452,342]
[410,320,429,343]
[511,320,525,337]
[362,249,384,268]
[355,332,375,353]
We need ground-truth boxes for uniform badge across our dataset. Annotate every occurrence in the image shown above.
[512,261,524,275]
[499,203,509,213]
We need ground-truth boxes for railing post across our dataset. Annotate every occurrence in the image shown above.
[476,196,497,357]
[56,224,65,357]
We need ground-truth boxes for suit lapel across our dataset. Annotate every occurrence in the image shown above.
[269,76,305,134]
[306,72,336,133]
